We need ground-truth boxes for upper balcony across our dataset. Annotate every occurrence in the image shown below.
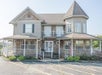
[42,31,65,38]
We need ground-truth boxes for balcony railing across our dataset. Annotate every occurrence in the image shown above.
[42,31,65,37]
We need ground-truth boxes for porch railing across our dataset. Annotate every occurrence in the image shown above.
[42,31,65,37]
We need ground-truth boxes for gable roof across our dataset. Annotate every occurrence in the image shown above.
[39,14,65,25]
[9,7,42,24]
[64,1,89,20]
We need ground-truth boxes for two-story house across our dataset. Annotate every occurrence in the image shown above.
[2,1,102,59]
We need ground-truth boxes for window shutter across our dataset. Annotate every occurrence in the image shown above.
[32,24,34,33]
[23,24,25,33]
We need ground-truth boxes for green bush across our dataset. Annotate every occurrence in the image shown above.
[90,56,99,60]
[80,55,90,60]
[32,56,37,60]
[67,56,74,61]
[25,56,32,59]
[8,56,17,61]
[17,56,25,61]
[66,56,80,62]
[25,56,37,60]
[73,56,80,62]
[80,55,100,60]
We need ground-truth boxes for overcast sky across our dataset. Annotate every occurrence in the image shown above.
[0,0,102,38]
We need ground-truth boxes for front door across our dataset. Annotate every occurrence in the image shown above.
[44,41,53,58]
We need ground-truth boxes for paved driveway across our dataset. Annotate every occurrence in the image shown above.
[0,57,102,75]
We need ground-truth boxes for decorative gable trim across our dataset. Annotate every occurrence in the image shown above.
[9,7,42,24]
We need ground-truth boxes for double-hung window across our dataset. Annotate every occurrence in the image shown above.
[75,22,81,33]
[66,22,72,33]
[23,24,34,33]
[83,23,86,33]
[44,26,51,37]
[56,26,63,37]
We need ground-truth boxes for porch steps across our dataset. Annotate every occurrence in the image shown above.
[41,52,59,59]
[40,59,64,63]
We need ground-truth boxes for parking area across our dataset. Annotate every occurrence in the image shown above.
[0,57,102,75]
[22,62,102,75]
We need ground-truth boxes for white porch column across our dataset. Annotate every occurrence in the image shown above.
[13,40,16,55]
[36,40,38,58]
[100,40,101,51]
[90,39,93,55]
[71,39,73,56]
[58,40,60,59]
[23,39,26,56]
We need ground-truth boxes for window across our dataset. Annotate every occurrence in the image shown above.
[23,24,34,33]
[66,23,72,33]
[75,23,81,33]
[44,41,53,52]
[83,23,86,33]
[75,40,83,50]
[44,26,51,37]
[64,41,71,49]
[56,26,63,37]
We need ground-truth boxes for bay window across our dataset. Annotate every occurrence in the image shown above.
[75,22,81,33]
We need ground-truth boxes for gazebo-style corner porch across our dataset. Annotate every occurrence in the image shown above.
[57,33,102,58]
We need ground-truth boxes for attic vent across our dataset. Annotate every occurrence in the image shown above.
[27,14,31,18]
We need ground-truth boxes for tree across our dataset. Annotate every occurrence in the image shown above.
[93,35,102,48]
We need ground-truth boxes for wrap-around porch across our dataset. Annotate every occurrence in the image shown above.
[2,35,40,58]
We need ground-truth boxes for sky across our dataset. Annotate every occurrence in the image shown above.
[0,0,102,38]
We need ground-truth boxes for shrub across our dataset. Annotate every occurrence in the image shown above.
[25,56,37,60]
[32,56,37,60]
[66,56,80,62]
[90,56,98,60]
[25,56,32,59]
[80,55,90,60]
[73,56,80,62]
[17,56,25,61]
[66,56,74,61]
[8,56,16,61]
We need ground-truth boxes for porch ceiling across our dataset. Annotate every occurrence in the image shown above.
[3,35,40,40]
[58,33,100,40]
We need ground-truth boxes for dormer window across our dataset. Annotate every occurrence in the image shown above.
[23,24,34,33]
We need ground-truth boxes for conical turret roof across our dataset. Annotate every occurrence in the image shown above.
[64,1,89,20]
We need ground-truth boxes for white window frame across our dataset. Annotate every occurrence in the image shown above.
[44,26,51,37]
[56,26,64,37]
[75,22,81,33]
[44,41,53,52]
[83,23,86,33]
[25,24,33,33]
